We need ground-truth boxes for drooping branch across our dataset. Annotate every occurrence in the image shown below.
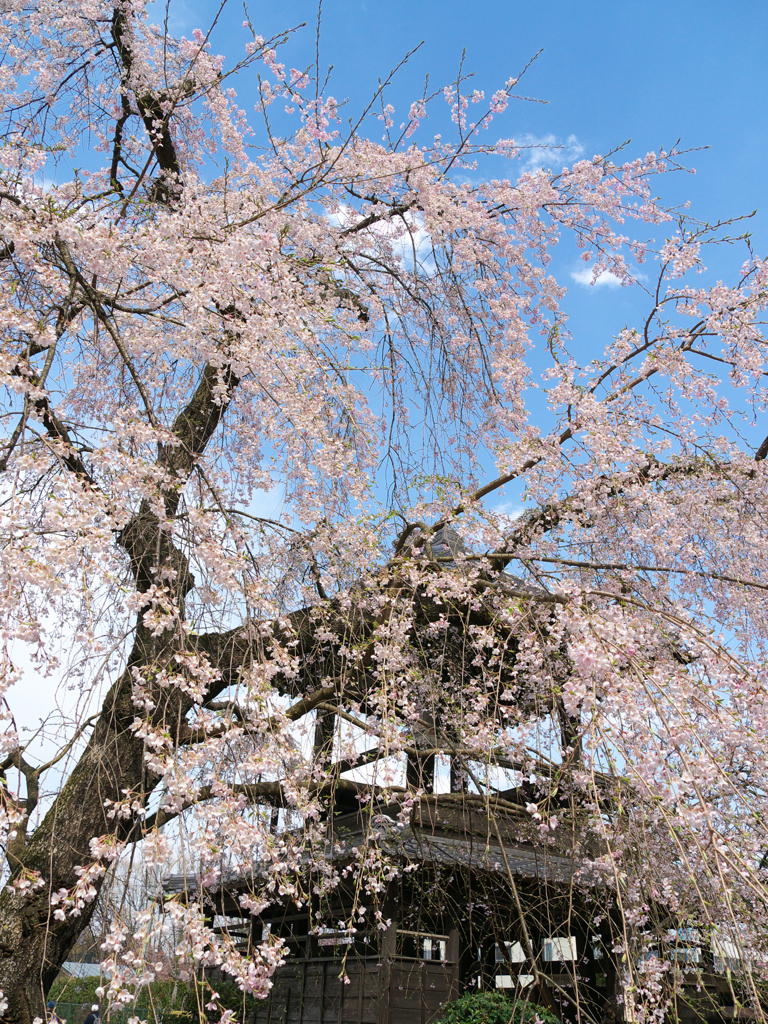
[521,555,768,592]
[144,776,407,832]
[177,684,342,746]
[0,284,90,480]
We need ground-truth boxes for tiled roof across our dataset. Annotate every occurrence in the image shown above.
[163,816,583,898]
[331,818,577,884]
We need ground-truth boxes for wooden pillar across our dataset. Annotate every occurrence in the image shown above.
[406,752,435,793]
[407,711,437,793]
[314,708,336,759]
[447,928,460,1002]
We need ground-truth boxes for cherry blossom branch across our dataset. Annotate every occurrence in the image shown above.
[429,429,573,534]
[520,555,768,592]
[111,7,183,205]
[688,346,768,379]
[33,714,102,776]
[0,284,89,477]
[177,685,341,745]
[144,777,406,832]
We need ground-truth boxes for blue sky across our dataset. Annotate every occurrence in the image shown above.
[162,0,767,408]
[172,0,767,247]
[145,0,768,502]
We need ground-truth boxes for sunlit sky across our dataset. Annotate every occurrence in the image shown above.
[166,0,768,425]
[137,0,768,478]
[171,0,767,243]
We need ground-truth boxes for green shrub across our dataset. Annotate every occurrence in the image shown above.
[205,980,260,1016]
[435,991,559,1024]
[48,975,260,1023]
[50,977,199,1019]
[49,976,102,1006]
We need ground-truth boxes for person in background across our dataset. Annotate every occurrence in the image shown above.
[46,1001,60,1023]
[83,1005,99,1024]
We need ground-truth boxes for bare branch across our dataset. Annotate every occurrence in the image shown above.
[145,777,405,831]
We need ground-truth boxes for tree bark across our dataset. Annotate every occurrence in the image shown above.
[0,654,150,1022]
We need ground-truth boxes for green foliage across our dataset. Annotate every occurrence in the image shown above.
[49,978,196,1019]
[162,1012,197,1024]
[49,976,261,1024]
[436,991,560,1024]
[49,976,102,1006]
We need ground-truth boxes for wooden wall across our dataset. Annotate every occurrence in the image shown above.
[386,959,456,1024]
[249,955,457,1024]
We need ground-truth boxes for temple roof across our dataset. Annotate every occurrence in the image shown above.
[162,795,595,902]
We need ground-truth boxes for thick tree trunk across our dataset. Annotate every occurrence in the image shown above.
[0,735,136,1017]
[0,615,187,1024]
[0,361,255,1021]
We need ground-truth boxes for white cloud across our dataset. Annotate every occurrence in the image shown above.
[513,133,585,172]
[492,500,525,520]
[329,204,434,272]
[570,266,624,288]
